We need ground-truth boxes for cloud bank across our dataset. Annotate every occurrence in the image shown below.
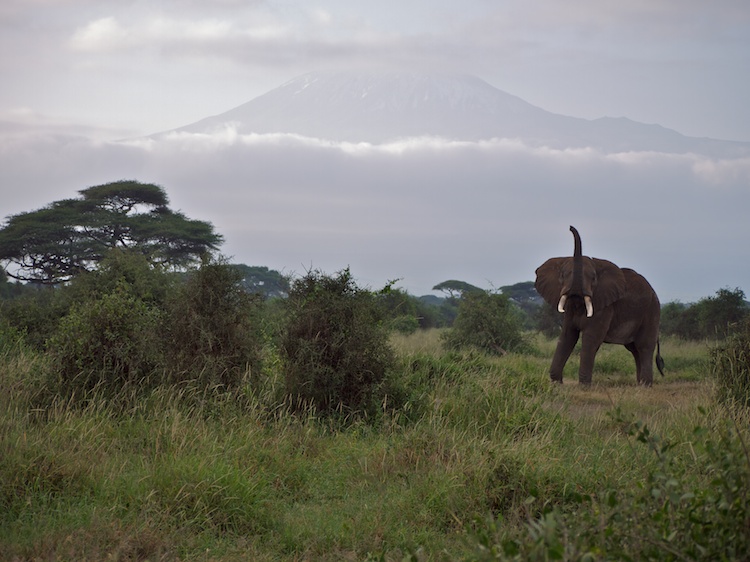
[2,127,748,302]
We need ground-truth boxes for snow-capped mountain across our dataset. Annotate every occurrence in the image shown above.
[162,70,749,155]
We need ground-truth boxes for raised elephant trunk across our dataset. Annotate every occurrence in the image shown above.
[571,225,582,259]
[558,226,594,317]
[571,226,584,291]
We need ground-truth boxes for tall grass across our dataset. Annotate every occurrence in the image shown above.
[1,329,743,561]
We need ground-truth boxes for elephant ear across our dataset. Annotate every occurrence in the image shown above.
[592,258,626,309]
[535,257,567,306]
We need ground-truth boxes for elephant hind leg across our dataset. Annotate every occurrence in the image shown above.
[625,342,641,383]
[627,341,655,387]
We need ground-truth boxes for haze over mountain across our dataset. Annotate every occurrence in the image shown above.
[162,71,749,156]
[3,71,749,303]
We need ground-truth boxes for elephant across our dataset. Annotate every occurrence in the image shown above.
[534,226,664,386]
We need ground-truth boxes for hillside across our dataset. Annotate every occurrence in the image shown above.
[161,70,750,156]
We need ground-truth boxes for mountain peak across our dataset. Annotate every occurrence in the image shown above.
[174,70,554,143]
[275,70,533,113]
[166,70,749,155]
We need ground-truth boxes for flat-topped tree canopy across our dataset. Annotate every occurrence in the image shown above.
[0,180,223,285]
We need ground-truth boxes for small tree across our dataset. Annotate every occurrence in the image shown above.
[699,287,748,337]
[165,257,263,387]
[659,301,689,338]
[500,281,542,329]
[280,268,395,418]
[661,288,748,340]
[232,264,290,299]
[442,291,528,355]
[378,287,421,334]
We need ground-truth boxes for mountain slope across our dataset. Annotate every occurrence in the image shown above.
[164,70,749,155]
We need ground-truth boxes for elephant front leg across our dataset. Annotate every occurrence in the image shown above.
[550,329,579,383]
[579,330,606,385]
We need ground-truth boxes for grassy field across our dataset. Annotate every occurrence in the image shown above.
[1,330,746,561]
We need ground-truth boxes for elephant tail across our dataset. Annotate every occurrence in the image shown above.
[656,339,665,377]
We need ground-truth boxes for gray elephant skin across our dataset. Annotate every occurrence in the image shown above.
[535,226,665,386]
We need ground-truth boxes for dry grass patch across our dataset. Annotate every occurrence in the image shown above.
[389,327,446,356]
[558,379,712,419]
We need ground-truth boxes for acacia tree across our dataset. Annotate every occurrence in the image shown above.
[0,180,223,284]
[432,279,483,300]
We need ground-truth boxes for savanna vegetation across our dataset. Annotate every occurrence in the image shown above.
[1,182,749,561]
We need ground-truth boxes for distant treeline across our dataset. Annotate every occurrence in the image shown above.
[2,265,747,341]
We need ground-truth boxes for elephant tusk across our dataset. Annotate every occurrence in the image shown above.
[584,295,594,318]
[557,295,567,313]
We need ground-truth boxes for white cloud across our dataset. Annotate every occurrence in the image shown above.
[69,14,290,53]
[2,129,746,301]
[310,9,333,26]
[124,128,750,193]
[692,157,750,187]
[69,16,127,51]
[147,17,234,41]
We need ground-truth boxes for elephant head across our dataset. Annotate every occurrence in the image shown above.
[535,226,627,318]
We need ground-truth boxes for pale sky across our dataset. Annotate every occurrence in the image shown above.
[1,1,749,302]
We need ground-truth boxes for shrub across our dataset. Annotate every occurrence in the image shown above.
[46,284,163,398]
[0,287,71,351]
[442,291,528,355]
[0,319,26,356]
[389,315,420,335]
[468,414,750,561]
[280,268,396,418]
[0,249,174,352]
[711,317,750,408]
[66,248,174,306]
[43,253,263,401]
[377,287,445,331]
[164,256,263,388]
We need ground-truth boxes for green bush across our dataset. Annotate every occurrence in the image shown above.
[46,284,163,398]
[164,256,263,388]
[442,291,528,355]
[41,253,263,401]
[389,315,420,334]
[711,318,750,408]
[468,414,750,561]
[41,252,166,400]
[377,287,444,331]
[280,268,396,419]
[0,287,71,351]
[0,319,26,356]
[66,248,174,306]
[0,249,174,352]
